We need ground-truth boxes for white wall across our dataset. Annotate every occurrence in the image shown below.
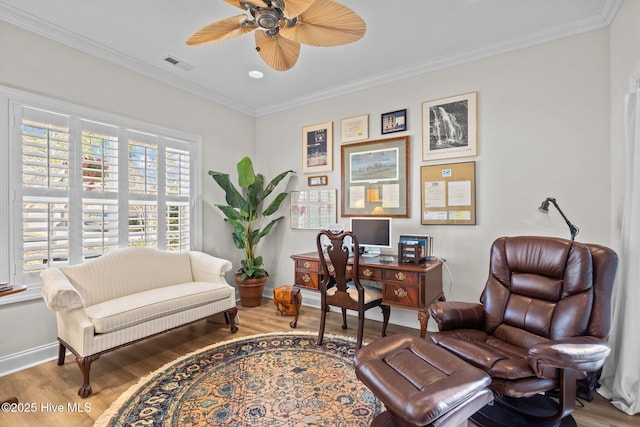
[256,28,612,330]
[609,0,640,246]
[0,21,255,364]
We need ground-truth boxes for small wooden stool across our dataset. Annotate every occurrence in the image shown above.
[273,285,302,328]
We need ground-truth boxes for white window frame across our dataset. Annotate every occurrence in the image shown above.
[0,85,202,304]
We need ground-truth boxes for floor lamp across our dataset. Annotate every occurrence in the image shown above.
[538,197,579,240]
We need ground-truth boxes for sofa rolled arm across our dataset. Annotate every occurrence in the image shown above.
[428,301,485,331]
[41,268,84,311]
[188,251,233,283]
[528,336,611,377]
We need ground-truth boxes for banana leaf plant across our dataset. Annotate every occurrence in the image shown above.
[209,157,295,281]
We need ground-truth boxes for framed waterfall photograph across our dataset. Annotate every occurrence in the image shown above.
[422,92,477,161]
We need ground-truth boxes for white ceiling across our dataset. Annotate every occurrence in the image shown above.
[0,0,621,116]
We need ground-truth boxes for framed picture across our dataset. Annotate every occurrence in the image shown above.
[341,136,409,217]
[422,92,477,161]
[302,121,333,173]
[290,189,337,229]
[420,161,476,225]
[341,114,369,143]
[381,109,407,134]
[308,175,328,186]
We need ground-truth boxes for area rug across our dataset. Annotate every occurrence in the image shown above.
[94,331,382,426]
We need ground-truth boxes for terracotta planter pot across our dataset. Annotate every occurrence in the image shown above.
[235,276,268,307]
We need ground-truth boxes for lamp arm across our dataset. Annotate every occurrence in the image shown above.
[548,198,579,240]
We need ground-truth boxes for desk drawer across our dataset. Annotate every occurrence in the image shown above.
[295,271,319,290]
[384,282,420,308]
[383,269,419,284]
[358,266,383,280]
[296,259,319,272]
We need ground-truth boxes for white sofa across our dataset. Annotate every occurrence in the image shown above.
[40,247,238,397]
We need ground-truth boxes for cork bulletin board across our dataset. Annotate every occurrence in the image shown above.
[420,161,476,225]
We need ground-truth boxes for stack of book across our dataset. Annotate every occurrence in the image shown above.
[0,282,13,293]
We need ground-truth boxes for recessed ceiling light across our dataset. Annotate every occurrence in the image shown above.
[249,70,264,79]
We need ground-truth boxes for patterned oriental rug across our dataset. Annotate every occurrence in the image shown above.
[94,332,382,426]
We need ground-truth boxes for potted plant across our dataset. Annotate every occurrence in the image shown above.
[209,157,294,307]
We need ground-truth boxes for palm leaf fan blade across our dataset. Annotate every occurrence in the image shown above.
[255,31,300,71]
[280,0,315,19]
[186,15,257,45]
[224,0,268,9]
[280,0,366,47]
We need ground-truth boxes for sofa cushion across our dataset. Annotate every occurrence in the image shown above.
[60,248,194,306]
[84,281,233,334]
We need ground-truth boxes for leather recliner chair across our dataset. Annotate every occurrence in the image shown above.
[428,236,618,426]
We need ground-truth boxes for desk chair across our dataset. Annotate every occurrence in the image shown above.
[428,236,618,426]
[316,230,390,349]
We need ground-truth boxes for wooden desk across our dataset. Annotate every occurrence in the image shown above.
[290,252,445,337]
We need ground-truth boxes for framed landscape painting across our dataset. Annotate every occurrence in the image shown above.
[341,136,409,217]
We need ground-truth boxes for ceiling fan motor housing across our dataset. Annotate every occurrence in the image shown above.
[256,8,281,30]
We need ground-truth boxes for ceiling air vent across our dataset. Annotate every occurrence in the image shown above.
[163,56,194,71]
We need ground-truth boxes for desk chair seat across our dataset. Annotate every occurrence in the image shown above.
[326,283,383,304]
[317,230,390,349]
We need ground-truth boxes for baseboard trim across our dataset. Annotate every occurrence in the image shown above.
[0,341,60,377]
[3,293,426,376]
[272,288,430,332]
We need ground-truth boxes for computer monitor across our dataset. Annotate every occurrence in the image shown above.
[350,217,392,257]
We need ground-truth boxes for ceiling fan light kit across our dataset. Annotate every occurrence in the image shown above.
[187,0,366,71]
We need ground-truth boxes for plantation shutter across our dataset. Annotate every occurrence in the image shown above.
[128,131,159,247]
[7,90,201,288]
[165,146,191,251]
[19,106,71,281]
[81,120,119,258]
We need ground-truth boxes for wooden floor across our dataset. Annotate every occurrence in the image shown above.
[1,299,637,427]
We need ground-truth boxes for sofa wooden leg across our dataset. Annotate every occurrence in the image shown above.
[226,307,239,333]
[75,354,100,398]
[57,342,67,366]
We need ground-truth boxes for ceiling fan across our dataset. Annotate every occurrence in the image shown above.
[186,0,366,71]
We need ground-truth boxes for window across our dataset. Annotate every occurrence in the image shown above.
[1,87,202,295]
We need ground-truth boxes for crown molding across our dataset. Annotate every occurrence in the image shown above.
[255,0,623,116]
[2,0,622,118]
[600,0,623,23]
[0,3,257,116]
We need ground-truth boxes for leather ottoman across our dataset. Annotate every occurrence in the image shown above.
[354,333,493,427]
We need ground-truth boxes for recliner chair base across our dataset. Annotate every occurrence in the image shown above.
[470,395,577,427]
